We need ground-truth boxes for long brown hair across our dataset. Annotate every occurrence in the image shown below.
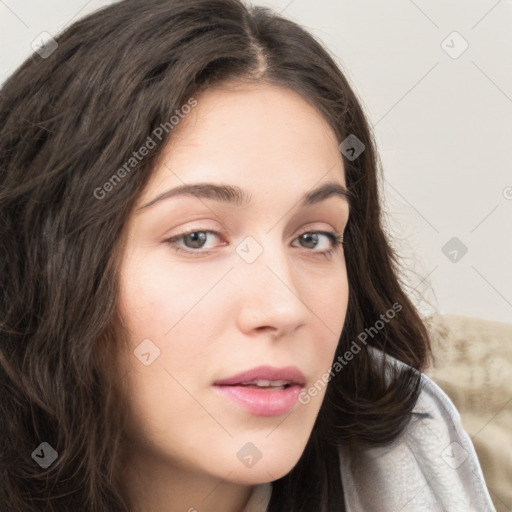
[0,1,431,510]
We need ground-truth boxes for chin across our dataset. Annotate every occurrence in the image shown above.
[224,446,306,485]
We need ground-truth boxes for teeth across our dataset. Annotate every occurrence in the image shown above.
[242,379,289,387]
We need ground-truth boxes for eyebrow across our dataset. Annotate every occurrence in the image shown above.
[138,181,353,211]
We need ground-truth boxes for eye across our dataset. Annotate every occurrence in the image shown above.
[164,230,222,253]
[293,231,339,250]
[163,229,344,258]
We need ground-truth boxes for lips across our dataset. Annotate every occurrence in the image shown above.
[213,365,306,387]
[212,365,306,416]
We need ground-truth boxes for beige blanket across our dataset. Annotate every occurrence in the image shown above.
[425,313,512,512]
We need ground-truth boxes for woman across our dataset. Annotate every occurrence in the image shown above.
[0,0,495,510]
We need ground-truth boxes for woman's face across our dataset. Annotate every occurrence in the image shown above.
[117,82,350,489]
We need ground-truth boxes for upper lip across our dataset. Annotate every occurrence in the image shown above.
[214,365,306,386]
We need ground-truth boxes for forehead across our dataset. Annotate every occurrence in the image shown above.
[138,82,347,209]
[168,82,340,158]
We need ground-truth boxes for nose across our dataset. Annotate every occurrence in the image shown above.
[233,235,310,338]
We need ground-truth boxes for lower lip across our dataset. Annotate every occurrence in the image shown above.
[213,384,303,416]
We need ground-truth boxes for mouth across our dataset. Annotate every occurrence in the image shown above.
[230,379,293,390]
[212,365,306,416]
[213,365,306,387]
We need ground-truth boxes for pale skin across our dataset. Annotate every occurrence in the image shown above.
[116,81,350,512]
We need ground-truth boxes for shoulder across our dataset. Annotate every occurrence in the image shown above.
[337,348,496,512]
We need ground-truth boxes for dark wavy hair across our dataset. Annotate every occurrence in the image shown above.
[0,0,431,510]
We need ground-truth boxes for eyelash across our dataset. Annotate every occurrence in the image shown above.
[163,229,345,259]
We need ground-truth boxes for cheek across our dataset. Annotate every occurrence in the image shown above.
[308,264,349,371]
[119,251,203,337]
[308,261,349,331]
[117,252,226,381]
[117,262,219,447]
